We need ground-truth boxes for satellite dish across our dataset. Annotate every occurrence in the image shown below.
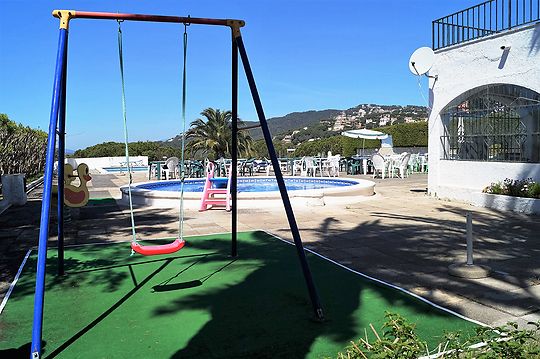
[409,47,435,76]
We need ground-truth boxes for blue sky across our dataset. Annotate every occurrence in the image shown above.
[0,0,479,150]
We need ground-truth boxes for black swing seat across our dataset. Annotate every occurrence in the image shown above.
[131,238,186,256]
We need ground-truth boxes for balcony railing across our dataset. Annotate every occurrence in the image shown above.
[433,0,540,50]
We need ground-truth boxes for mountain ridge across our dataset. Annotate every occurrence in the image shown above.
[161,103,428,146]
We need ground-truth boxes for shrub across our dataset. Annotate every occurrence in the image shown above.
[528,182,540,199]
[484,181,503,195]
[337,312,426,359]
[483,178,540,199]
[0,113,47,178]
[336,313,540,359]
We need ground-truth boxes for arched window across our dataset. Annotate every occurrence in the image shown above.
[440,84,540,163]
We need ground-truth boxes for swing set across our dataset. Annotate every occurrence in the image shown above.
[31,10,324,359]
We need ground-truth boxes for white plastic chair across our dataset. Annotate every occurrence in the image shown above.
[387,153,399,178]
[148,162,159,180]
[292,158,304,176]
[419,154,428,172]
[265,158,289,176]
[265,158,273,176]
[408,153,418,174]
[161,157,179,180]
[393,153,411,179]
[371,153,388,179]
[323,155,340,177]
[302,157,320,177]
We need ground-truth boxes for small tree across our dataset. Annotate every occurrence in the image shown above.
[186,108,255,160]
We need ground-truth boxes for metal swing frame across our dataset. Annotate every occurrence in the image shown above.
[31,10,324,358]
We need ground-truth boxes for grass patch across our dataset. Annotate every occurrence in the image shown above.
[0,231,478,358]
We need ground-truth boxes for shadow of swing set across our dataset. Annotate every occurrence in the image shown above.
[31,9,325,358]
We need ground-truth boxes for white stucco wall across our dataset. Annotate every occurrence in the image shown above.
[435,160,540,200]
[428,23,540,204]
[66,156,148,170]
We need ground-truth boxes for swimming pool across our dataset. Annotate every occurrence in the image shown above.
[135,178,360,193]
[121,176,376,208]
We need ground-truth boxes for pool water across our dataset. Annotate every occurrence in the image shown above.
[136,178,358,193]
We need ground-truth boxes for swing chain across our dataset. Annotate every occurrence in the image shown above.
[116,15,188,255]
[116,17,138,247]
[178,15,189,242]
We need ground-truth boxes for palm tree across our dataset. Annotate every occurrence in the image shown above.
[186,108,255,160]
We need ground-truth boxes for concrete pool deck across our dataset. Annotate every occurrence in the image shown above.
[1,171,540,329]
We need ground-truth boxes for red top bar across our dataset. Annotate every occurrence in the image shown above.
[53,10,245,29]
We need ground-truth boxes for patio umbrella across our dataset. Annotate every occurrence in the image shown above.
[341,129,388,155]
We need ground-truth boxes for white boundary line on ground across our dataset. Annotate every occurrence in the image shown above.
[0,249,32,315]
[260,229,488,328]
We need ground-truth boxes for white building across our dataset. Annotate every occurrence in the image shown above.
[379,115,391,126]
[427,1,540,211]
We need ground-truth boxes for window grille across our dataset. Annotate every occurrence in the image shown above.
[440,84,540,162]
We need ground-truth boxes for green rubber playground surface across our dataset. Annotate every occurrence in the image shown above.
[0,231,478,358]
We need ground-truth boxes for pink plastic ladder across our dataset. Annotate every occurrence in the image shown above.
[199,162,232,211]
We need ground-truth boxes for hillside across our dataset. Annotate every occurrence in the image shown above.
[244,109,341,140]
[159,103,428,146]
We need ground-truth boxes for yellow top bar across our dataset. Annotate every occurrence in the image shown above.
[53,10,76,30]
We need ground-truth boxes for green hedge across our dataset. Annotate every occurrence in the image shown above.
[74,141,181,162]
[294,121,428,157]
[0,114,47,179]
[382,121,428,147]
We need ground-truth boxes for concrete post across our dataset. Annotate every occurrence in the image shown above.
[448,211,490,279]
[466,212,473,265]
[1,174,27,206]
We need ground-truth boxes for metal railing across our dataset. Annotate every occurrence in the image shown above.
[433,0,540,50]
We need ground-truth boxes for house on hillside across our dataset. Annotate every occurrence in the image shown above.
[427,0,540,212]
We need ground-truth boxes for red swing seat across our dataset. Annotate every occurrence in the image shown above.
[131,238,186,256]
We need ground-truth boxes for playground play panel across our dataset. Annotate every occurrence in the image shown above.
[0,231,478,358]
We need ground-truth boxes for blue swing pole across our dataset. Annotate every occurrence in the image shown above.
[31,16,70,358]
[234,32,324,321]
[57,35,68,276]
[231,35,238,257]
